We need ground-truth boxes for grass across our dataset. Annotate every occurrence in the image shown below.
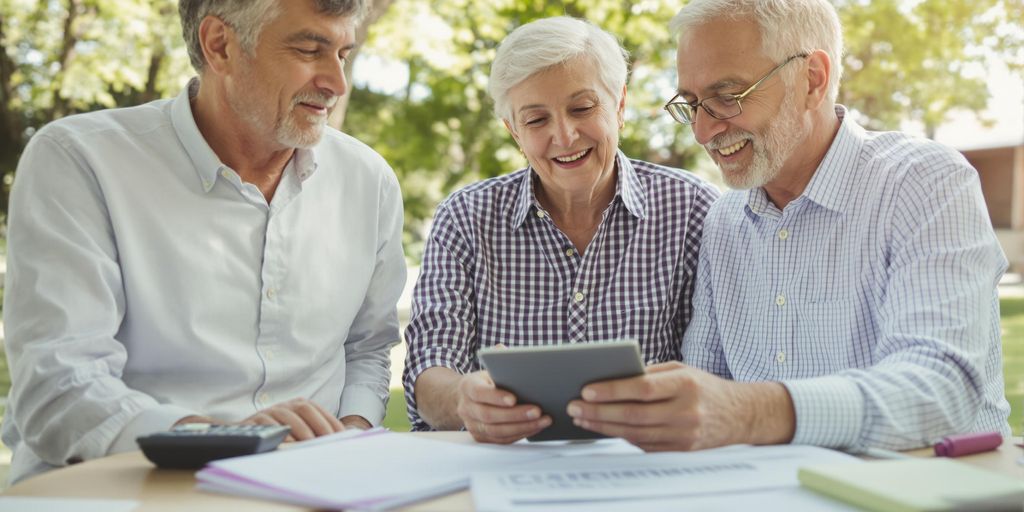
[998,298,1024,434]
[383,388,411,432]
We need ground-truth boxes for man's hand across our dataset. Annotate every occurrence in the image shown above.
[456,370,551,444]
[241,398,345,441]
[566,362,795,451]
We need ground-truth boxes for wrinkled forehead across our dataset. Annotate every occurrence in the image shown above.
[267,0,358,43]
[675,16,767,95]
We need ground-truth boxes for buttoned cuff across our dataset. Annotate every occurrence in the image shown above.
[108,404,201,454]
[339,385,386,426]
[783,376,864,448]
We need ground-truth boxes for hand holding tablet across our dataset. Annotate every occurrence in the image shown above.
[478,340,644,441]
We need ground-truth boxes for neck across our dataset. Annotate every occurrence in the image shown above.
[191,78,293,200]
[762,106,841,209]
[535,170,617,230]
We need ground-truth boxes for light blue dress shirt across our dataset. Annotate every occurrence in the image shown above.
[2,81,406,482]
[683,106,1011,451]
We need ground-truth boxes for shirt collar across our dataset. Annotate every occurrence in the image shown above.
[170,78,319,193]
[509,149,647,229]
[746,104,863,217]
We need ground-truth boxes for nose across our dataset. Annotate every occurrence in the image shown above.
[552,116,579,148]
[691,107,728,146]
[315,54,349,98]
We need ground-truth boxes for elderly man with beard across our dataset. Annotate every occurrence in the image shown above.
[566,0,1012,453]
[1,0,405,484]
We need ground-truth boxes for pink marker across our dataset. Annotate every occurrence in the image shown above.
[933,431,1003,457]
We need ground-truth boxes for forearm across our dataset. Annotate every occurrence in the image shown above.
[413,367,466,430]
[736,381,796,445]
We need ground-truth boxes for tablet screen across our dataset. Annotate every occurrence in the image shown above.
[478,340,644,441]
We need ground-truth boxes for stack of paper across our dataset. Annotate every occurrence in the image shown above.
[195,429,553,510]
[471,445,865,511]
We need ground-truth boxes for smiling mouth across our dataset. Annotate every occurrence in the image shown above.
[716,140,749,156]
[553,148,592,163]
[299,102,329,113]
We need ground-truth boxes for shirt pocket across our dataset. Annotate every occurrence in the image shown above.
[795,300,872,375]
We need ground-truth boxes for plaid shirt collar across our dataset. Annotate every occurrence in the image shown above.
[509,149,648,229]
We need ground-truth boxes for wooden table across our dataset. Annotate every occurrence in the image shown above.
[4,434,1021,511]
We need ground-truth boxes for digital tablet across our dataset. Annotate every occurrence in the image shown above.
[478,340,645,441]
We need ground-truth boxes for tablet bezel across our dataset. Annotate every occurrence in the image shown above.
[478,339,644,441]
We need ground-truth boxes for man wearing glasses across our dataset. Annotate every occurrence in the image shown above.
[567,0,1011,452]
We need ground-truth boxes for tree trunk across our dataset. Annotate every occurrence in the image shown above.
[0,10,20,160]
[50,0,81,120]
[328,0,396,131]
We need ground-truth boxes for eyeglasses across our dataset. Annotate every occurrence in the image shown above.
[663,54,808,125]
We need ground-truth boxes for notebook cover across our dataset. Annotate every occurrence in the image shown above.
[798,458,1024,512]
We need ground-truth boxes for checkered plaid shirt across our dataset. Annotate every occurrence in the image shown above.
[404,151,719,430]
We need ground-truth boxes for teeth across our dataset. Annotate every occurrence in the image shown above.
[554,149,589,163]
[717,140,748,156]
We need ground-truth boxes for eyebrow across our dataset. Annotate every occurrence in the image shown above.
[284,30,356,52]
[516,89,598,114]
[678,76,748,98]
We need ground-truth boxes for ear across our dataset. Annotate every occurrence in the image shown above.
[616,84,627,129]
[502,118,521,146]
[804,49,831,110]
[198,15,235,75]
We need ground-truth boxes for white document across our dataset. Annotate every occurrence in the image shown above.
[494,437,644,457]
[195,429,554,511]
[0,497,138,512]
[471,444,863,512]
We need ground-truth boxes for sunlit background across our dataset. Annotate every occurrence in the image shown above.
[0,0,1021,480]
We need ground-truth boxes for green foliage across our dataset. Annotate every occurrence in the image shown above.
[837,0,1024,136]
[0,0,190,217]
[0,0,1021,250]
[345,0,701,258]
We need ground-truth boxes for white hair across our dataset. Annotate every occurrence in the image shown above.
[488,16,630,122]
[670,0,843,102]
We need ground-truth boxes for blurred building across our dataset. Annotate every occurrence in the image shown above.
[966,141,1024,271]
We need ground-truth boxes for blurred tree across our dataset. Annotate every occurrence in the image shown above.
[0,0,1021,252]
[0,0,189,219]
[838,0,1024,137]
[345,0,706,257]
[0,0,392,226]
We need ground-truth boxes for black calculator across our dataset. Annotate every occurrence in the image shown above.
[137,423,291,469]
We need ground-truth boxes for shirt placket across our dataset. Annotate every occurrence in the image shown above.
[567,207,616,344]
[251,165,302,411]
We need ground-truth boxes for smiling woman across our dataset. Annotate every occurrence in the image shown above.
[401,15,719,445]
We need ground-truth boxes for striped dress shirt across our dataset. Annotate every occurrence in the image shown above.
[404,151,719,430]
[683,106,1012,450]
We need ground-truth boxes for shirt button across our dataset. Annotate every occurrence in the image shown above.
[266,288,276,299]
[565,248,575,257]
[221,169,231,178]
[258,392,271,405]
[573,292,585,303]
[536,210,546,218]
[263,349,274,361]
[775,294,786,306]
[776,351,786,364]
[778,228,789,240]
